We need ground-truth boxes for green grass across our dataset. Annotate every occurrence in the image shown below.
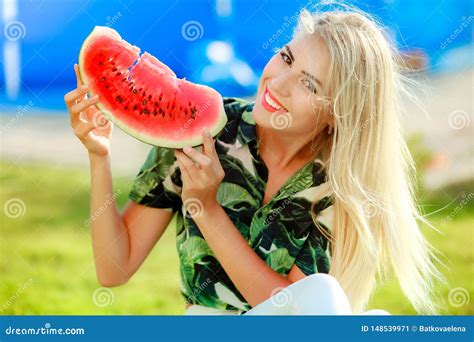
[0,160,472,315]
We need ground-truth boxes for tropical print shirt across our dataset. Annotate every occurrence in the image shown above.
[128,97,335,314]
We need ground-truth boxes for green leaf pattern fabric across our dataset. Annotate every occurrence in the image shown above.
[128,97,334,314]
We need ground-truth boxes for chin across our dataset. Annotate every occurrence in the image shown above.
[251,103,273,129]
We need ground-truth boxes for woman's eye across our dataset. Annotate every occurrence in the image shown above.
[279,52,292,66]
[302,79,317,94]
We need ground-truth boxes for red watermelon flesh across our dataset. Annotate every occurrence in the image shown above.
[78,26,227,148]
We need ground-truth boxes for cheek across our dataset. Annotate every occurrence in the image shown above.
[291,93,327,128]
[262,55,284,79]
[293,87,315,114]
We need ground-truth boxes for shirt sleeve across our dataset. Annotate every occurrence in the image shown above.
[128,145,183,213]
[294,196,334,275]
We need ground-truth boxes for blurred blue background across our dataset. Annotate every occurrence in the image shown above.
[0,0,472,111]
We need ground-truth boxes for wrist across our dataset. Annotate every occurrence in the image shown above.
[196,199,221,218]
[89,152,110,165]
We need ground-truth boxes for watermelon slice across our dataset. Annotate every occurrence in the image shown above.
[78,26,227,148]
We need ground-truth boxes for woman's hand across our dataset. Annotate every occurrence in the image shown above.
[64,64,113,157]
[175,128,225,216]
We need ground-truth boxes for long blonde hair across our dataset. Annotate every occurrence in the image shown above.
[297,4,446,314]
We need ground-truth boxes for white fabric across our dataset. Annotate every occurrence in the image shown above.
[184,273,390,315]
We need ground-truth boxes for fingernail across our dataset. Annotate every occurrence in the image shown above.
[204,127,211,137]
[183,146,192,153]
[92,95,99,100]
[81,84,88,90]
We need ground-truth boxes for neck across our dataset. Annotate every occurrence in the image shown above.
[256,124,326,170]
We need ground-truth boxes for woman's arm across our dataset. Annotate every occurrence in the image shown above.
[65,64,175,287]
[89,154,174,286]
[192,202,293,307]
[175,130,305,307]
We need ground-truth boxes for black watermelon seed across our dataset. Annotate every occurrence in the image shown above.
[154,101,159,107]
[105,85,109,89]
[142,99,147,105]
[143,109,149,114]
[132,89,138,94]
[152,110,158,116]
[139,88,142,92]
[148,95,152,101]
[99,77,106,82]
[159,94,163,101]
[112,67,117,72]
[133,105,138,110]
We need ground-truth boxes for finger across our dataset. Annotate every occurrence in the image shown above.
[176,149,200,172]
[201,127,216,157]
[74,119,97,140]
[183,146,211,167]
[175,150,193,183]
[64,84,89,105]
[74,63,84,88]
[70,95,99,114]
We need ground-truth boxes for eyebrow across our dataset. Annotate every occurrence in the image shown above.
[301,70,323,87]
[285,45,323,88]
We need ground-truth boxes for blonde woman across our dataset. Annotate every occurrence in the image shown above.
[64,7,444,315]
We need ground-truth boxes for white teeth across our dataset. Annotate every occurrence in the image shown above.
[265,92,283,110]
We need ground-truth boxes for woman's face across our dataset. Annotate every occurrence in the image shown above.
[253,33,332,138]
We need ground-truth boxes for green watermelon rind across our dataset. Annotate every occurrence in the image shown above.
[78,26,228,148]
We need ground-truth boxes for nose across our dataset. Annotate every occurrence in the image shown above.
[269,71,292,98]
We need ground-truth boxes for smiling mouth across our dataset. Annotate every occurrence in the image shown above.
[261,86,288,113]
